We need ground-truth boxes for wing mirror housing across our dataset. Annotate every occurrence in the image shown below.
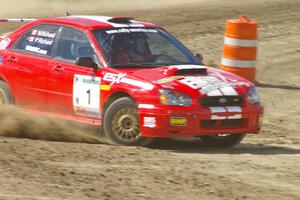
[76,57,98,70]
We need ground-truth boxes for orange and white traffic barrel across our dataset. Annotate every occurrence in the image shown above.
[220,15,257,83]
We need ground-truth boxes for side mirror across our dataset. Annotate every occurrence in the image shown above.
[194,53,203,64]
[76,57,98,70]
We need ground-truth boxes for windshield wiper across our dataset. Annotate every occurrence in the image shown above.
[147,62,199,66]
[110,62,200,68]
[111,63,161,68]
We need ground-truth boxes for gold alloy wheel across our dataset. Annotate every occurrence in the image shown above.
[111,107,141,141]
[0,90,6,105]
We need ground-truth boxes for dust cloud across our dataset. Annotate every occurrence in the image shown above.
[0,105,108,144]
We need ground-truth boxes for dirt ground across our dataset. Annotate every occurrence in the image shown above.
[0,0,299,199]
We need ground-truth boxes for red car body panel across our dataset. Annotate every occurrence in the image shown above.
[0,16,263,138]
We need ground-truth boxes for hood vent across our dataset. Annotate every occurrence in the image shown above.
[174,68,207,76]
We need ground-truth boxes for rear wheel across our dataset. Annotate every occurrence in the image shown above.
[103,97,153,146]
[0,80,13,105]
[200,134,245,148]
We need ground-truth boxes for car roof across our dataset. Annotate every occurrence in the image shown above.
[37,15,159,30]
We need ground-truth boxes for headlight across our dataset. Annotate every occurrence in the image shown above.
[247,86,260,104]
[159,89,192,107]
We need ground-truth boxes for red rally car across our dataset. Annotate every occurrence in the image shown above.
[0,16,263,147]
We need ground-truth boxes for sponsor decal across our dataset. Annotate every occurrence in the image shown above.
[138,104,154,109]
[73,75,101,118]
[144,117,156,128]
[82,77,100,85]
[106,28,157,34]
[75,107,87,114]
[27,37,54,46]
[211,114,242,120]
[31,30,38,35]
[211,115,226,120]
[31,30,56,39]
[100,84,111,91]
[25,45,48,55]
[154,76,182,84]
[103,72,126,85]
[209,106,242,120]
[103,72,154,90]
[170,117,187,126]
[177,71,249,120]
[0,38,11,50]
[227,114,242,119]
[179,72,251,95]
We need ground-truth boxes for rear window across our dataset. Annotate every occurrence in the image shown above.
[13,24,59,56]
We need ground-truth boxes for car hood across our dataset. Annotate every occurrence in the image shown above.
[116,65,254,98]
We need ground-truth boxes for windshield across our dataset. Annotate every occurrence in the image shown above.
[93,28,200,68]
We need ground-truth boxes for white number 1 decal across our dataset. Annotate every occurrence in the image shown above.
[73,75,101,118]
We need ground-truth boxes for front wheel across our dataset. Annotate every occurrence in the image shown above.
[103,97,153,146]
[200,134,245,148]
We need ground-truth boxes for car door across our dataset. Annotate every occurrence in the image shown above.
[2,24,60,109]
[48,26,102,118]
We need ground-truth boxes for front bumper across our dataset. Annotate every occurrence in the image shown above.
[139,104,263,138]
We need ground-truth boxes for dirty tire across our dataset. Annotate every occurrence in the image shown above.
[103,97,153,146]
[0,80,13,105]
[200,134,245,148]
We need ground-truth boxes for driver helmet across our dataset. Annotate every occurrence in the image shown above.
[125,32,150,55]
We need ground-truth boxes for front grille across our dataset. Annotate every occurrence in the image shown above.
[201,119,245,129]
[220,119,243,127]
[200,96,244,107]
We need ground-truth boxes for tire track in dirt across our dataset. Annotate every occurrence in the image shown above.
[0,106,108,144]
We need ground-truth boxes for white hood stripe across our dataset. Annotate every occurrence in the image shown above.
[220,87,238,96]
[206,90,223,96]
[121,78,154,90]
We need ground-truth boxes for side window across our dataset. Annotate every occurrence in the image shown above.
[13,24,59,56]
[54,27,97,64]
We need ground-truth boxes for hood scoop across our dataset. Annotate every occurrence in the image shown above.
[161,65,207,76]
[174,68,207,76]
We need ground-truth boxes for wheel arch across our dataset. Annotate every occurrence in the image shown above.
[103,91,135,112]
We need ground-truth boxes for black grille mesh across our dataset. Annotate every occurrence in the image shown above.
[201,96,244,107]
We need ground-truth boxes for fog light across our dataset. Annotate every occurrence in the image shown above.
[170,117,187,126]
